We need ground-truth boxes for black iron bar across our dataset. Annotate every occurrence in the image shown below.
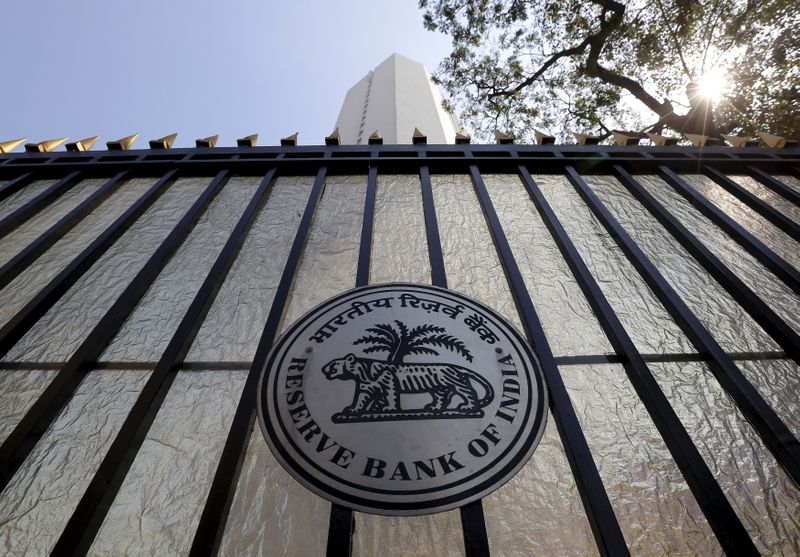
[0,172,35,204]
[0,171,128,292]
[189,167,327,556]
[421,163,490,555]
[657,167,800,295]
[613,165,800,364]
[518,166,758,554]
[0,170,180,358]
[564,165,800,488]
[467,164,629,556]
[325,166,377,557]
[747,166,800,206]
[704,166,800,241]
[52,169,278,556]
[0,171,82,239]
[0,169,229,493]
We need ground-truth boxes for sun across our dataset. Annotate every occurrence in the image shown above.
[697,68,727,103]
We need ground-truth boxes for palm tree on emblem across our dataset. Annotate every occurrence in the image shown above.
[353,321,473,364]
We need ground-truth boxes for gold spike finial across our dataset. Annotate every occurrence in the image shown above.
[721,134,758,148]
[684,133,724,147]
[495,131,514,144]
[368,130,383,145]
[107,133,140,150]
[25,137,68,152]
[66,136,99,152]
[534,130,555,145]
[758,132,797,149]
[412,128,427,145]
[237,134,258,147]
[612,131,646,146]
[646,133,679,146]
[325,128,341,146]
[0,137,27,154]
[149,133,177,149]
[281,133,299,146]
[196,135,219,148]
[455,132,471,145]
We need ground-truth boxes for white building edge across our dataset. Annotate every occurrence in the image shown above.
[335,53,463,145]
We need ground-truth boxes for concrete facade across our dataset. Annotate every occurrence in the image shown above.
[334,53,461,145]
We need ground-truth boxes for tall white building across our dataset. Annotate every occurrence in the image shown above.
[334,53,462,144]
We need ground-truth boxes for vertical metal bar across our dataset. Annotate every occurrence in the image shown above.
[467,165,629,556]
[0,171,128,292]
[704,166,800,241]
[613,165,800,363]
[657,167,800,295]
[0,172,35,204]
[0,171,83,239]
[747,166,800,206]
[421,166,491,555]
[189,167,328,556]
[0,170,180,358]
[518,166,759,554]
[325,166,377,557]
[0,170,229,492]
[52,169,279,556]
[564,165,800,488]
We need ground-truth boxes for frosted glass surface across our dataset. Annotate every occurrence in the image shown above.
[101,177,260,362]
[586,175,778,352]
[775,174,800,193]
[536,175,694,354]
[731,175,800,223]
[186,177,313,362]
[0,179,56,220]
[0,178,104,268]
[561,363,719,554]
[0,369,58,444]
[0,178,156,331]
[680,174,800,269]
[90,370,247,556]
[221,176,366,555]
[0,370,150,555]
[6,178,206,362]
[484,173,612,357]
[650,360,800,554]
[736,359,800,437]
[637,175,800,335]
[369,174,431,284]
[431,174,596,553]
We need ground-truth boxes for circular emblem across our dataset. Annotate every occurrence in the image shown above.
[258,283,547,515]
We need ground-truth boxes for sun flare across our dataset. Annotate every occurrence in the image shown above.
[697,68,727,103]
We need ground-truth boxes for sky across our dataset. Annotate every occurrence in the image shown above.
[1,2,452,148]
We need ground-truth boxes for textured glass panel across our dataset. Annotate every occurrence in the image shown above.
[586,175,778,352]
[561,363,719,554]
[484,415,599,556]
[186,177,313,362]
[536,175,694,354]
[432,174,597,554]
[637,175,800,335]
[0,178,104,268]
[0,178,156,331]
[0,179,57,221]
[369,174,431,284]
[101,177,260,362]
[90,369,247,556]
[774,175,800,193]
[0,370,150,555]
[680,174,800,268]
[735,359,800,437]
[355,174,463,557]
[220,176,366,556]
[484,173,612,357]
[649,360,800,554]
[0,369,57,444]
[731,175,800,224]
[5,178,206,363]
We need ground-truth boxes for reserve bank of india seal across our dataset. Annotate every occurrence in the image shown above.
[258,283,547,515]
